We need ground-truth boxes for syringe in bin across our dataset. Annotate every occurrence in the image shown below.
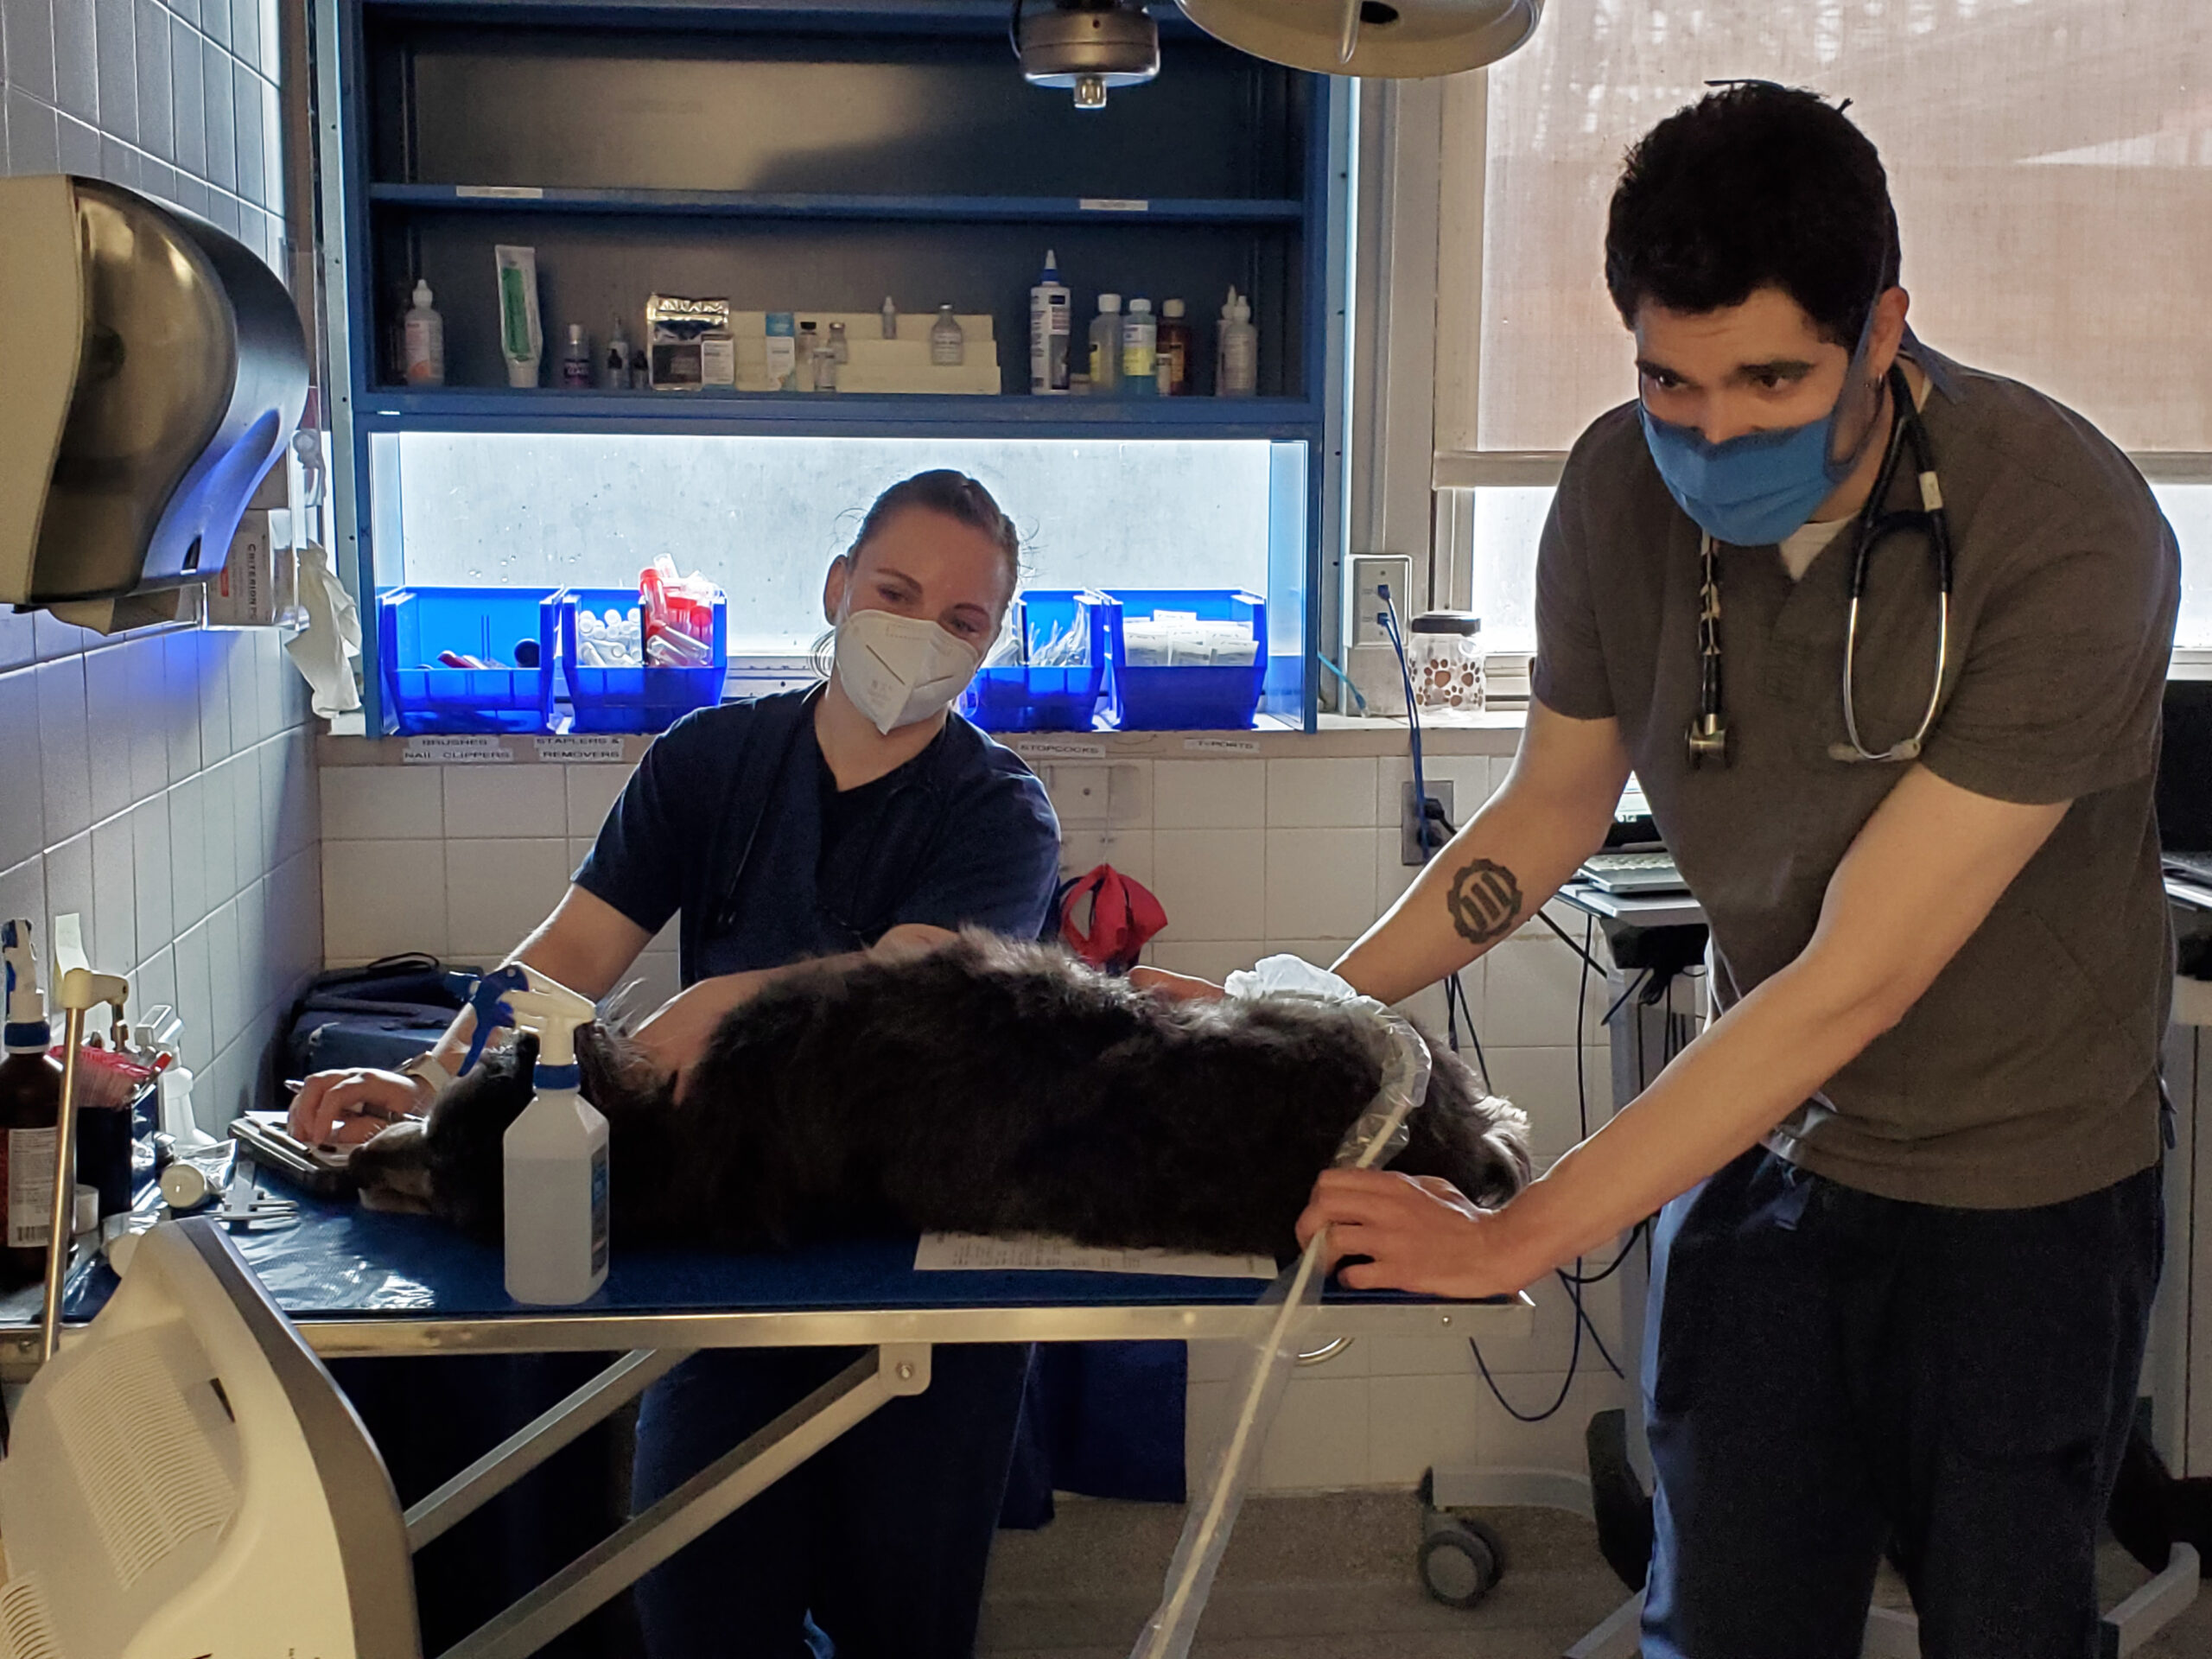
[575,556,716,668]
[1123,611,1259,667]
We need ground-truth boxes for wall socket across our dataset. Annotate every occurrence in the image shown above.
[1349,555,1414,649]
[1402,778,1455,867]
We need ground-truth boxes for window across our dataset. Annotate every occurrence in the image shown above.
[1430,1,2212,651]
[387,434,1285,654]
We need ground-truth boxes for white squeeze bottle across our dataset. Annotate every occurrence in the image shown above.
[1217,286,1256,397]
[404,279,445,386]
[1029,249,1071,395]
[492,968,610,1305]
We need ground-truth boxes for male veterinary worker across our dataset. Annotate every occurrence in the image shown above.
[1307,86,2177,1656]
[294,469,1061,1659]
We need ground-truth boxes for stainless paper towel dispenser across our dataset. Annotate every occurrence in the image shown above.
[0,175,310,633]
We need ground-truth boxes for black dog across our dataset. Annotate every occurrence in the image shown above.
[351,932,1530,1261]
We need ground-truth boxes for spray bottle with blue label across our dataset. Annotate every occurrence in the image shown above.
[462,964,609,1306]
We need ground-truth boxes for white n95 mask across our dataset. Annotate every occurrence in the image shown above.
[833,607,984,735]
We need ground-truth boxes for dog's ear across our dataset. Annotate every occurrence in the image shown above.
[399,1033,541,1242]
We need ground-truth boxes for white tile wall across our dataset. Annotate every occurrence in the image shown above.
[0,629,321,1131]
[318,735,1631,1491]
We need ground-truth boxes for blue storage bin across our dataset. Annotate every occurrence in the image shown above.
[556,585,728,734]
[379,587,559,734]
[960,588,1122,733]
[1105,589,1268,730]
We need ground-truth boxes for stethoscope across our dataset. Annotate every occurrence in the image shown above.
[1686,364,1955,769]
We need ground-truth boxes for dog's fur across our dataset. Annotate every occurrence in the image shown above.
[350,933,1531,1261]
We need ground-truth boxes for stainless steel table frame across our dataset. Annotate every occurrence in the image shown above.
[5,1245,1531,1659]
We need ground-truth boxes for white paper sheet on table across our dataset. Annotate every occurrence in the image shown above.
[913,1234,1278,1280]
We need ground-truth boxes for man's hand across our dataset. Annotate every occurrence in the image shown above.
[1129,966,1227,1003]
[1294,1170,1533,1300]
[289,1068,434,1148]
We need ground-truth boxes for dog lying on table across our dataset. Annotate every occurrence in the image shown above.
[347,933,1530,1262]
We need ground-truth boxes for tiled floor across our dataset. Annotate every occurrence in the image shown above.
[978,1491,2212,1658]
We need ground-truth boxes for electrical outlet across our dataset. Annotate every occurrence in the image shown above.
[1402,779,1455,867]
[1349,555,1413,649]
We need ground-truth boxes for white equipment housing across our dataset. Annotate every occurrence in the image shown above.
[0,1217,418,1657]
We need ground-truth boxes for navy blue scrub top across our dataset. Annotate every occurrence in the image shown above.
[574,687,1062,985]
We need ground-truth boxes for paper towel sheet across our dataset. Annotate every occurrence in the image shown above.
[913,1234,1277,1279]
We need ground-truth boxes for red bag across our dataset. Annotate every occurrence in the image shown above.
[1057,865,1168,976]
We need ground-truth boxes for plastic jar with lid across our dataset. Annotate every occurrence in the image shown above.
[1408,612,1484,723]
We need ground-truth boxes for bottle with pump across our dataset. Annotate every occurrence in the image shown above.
[461,964,610,1306]
[404,280,445,387]
[1030,251,1071,395]
[605,317,632,391]
[1121,298,1158,397]
[561,324,593,389]
[1157,298,1192,396]
[931,305,966,367]
[1089,294,1122,396]
[0,921,61,1294]
[1217,287,1257,397]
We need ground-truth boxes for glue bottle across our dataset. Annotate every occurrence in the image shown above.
[404,280,445,387]
[480,966,609,1306]
[0,921,61,1294]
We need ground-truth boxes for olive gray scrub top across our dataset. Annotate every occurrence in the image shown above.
[1533,343,2180,1209]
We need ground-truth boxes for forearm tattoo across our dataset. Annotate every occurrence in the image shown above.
[1446,859,1523,948]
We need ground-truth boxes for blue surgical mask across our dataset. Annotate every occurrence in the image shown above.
[1637,315,1884,547]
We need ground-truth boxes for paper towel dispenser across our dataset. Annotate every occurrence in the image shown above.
[0,175,309,633]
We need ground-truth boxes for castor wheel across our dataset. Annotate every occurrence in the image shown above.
[1418,1515,1506,1608]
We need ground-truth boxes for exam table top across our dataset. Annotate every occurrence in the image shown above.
[0,1177,1528,1374]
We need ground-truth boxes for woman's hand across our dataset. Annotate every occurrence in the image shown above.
[1129,966,1226,1003]
[632,972,774,1090]
[289,1068,434,1148]
[1294,1170,1535,1300]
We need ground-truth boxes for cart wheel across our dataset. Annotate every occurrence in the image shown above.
[1419,1516,1505,1608]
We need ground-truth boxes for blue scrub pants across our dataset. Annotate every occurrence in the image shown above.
[632,1343,1033,1659]
[1642,1147,2160,1659]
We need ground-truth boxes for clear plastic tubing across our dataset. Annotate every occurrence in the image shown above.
[1129,1006,1433,1659]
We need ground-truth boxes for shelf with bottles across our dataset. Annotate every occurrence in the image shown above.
[366,210,1308,400]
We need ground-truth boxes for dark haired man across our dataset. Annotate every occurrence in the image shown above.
[1284,83,2177,1655]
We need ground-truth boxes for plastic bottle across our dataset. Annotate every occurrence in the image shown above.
[1121,297,1158,397]
[403,280,445,388]
[880,296,899,339]
[1089,293,1122,396]
[1217,287,1257,397]
[471,965,610,1306]
[561,323,592,389]
[0,922,62,1294]
[931,305,965,367]
[812,331,840,392]
[1030,250,1071,395]
[1157,297,1192,397]
[604,316,632,391]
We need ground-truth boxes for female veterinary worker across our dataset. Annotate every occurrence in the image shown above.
[293,468,1062,1659]
[1165,86,2180,1657]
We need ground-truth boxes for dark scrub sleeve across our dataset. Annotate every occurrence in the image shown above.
[1530,452,1618,721]
[1917,510,2179,807]
[572,710,720,936]
[893,763,1061,942]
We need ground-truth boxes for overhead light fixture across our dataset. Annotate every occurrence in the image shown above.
[1177,0,1543,78]
[1013,0,1161,110]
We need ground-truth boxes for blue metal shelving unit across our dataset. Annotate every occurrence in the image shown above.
[322,0,1344,733]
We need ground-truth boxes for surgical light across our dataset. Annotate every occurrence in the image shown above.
[1012,0,1160,109]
